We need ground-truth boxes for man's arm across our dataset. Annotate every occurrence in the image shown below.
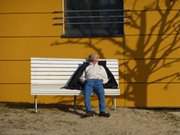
[100,66,109,84]
[80,71,86,83]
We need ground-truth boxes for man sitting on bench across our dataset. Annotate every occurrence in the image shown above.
[80,53,110,118]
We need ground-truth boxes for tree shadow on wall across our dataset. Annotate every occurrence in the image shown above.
[51,0,180,107]
[120,0,180,107]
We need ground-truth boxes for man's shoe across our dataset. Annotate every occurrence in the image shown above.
[83,111,95,118]
[99,112,110,118]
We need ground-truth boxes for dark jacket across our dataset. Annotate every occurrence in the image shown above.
[66,61,118,90]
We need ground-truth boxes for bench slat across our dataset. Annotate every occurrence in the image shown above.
[31,67,119,72]
[31,85,120,94]
[31,61,118,65]
[31,72,119,76]
[31,58,118,62]
[31,80,68,84]
[31,75,119,80]
[31,64,119,68]
[31,80,119,85]
[31,88,120,96]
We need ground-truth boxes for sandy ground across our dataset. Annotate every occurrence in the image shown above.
[0,103,180,135]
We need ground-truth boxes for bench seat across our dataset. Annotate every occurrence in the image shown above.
[32,86,120,96]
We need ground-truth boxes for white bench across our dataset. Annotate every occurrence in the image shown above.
[31,58,120,112]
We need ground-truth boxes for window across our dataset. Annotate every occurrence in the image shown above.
[64,0,124,37]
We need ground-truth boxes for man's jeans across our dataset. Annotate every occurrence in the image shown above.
[83,79,106,113]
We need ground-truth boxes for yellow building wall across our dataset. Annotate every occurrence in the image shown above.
[0,0,179,107]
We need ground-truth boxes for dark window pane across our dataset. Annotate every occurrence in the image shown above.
[64,0,124,37]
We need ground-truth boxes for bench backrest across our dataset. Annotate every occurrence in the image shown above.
[31,58,119,88]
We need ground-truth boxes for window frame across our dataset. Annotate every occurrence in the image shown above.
[62,0,124,38]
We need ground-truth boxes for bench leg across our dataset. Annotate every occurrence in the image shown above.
[112,96,117,110]
[34,96,38,113]
[73,96,77,111]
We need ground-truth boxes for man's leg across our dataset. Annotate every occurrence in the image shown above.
[83,80,93,112]
[94,80,110,117]
[94,80,106,113]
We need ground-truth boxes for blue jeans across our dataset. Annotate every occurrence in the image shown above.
[83,79,106,113]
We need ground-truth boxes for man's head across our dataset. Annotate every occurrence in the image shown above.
[88,53,99,64]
